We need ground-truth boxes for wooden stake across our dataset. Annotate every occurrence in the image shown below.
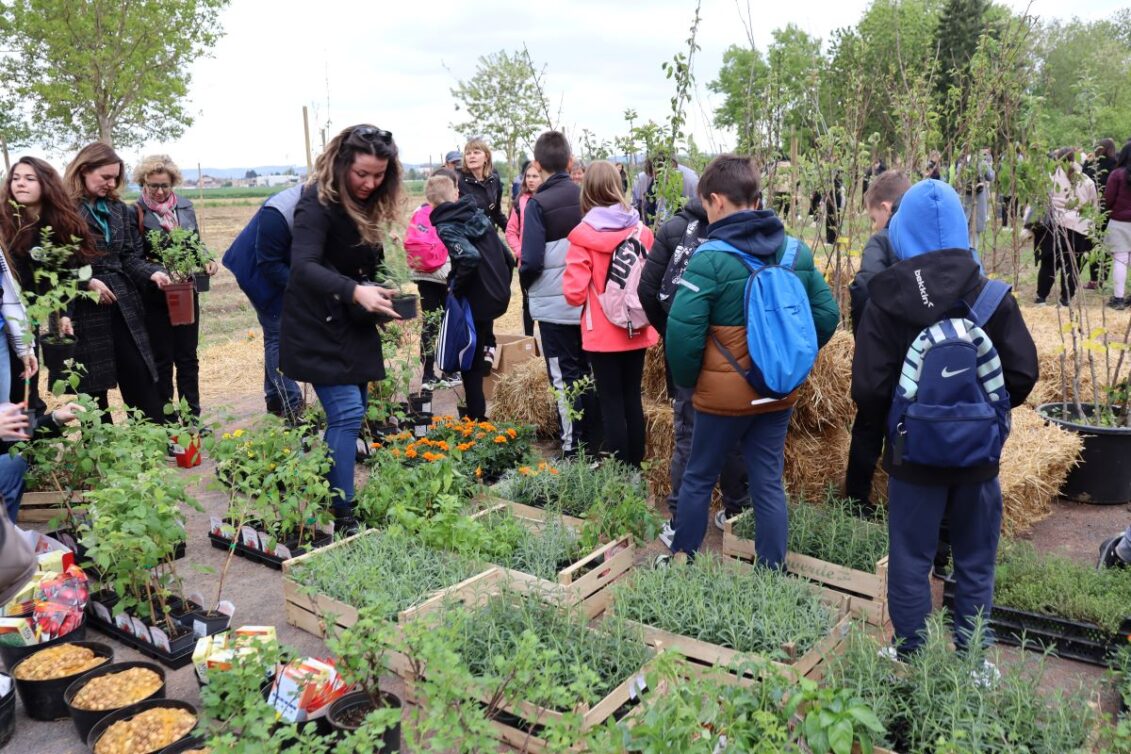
[303,106,313,176]
[198,162,204,202]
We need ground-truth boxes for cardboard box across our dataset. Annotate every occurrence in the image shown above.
[483,333,540,401]
[0,617,36,647]
[193,625,279,684]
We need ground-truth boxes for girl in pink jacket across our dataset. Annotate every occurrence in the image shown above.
[563,161,659,467]
[506,161,541,336]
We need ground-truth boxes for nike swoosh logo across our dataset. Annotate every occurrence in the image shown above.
[941,367,971,378]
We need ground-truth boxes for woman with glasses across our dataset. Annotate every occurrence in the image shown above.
[457,138,507,231]
[133,155,217,420]
[64,142,168,422]
[280,124,403,536]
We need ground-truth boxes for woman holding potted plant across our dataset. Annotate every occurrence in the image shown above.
[64,143,167,423]
[280,124,403,537]
[133,155,218,419]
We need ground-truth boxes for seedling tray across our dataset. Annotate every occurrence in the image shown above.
[941,577,1131,667]
[470,498,634,606]
[85,598,221,670]
[723,513,889,625]
[209,517,332,571]
[398,569,652,754]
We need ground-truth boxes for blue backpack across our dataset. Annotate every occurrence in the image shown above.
[436,290,477,374]
[697,237,818,400]
[888,279,1013,469]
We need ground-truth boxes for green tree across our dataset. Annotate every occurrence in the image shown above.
[450,49,548,171]
[934,0,991,141]
[765,25,825,150]
[0,0,229,148]
[707,44,770,152]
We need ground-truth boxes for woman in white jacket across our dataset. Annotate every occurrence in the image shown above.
[1034,148,1099,306]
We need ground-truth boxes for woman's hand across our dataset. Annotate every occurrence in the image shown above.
[205,260,219,275]
[59,316,74,336]
[151,271,172,289]
[0,403,30,440]
[352,284,401,319]
[51,403,85,425]
[20,353,38,380]
[89,278,117,305]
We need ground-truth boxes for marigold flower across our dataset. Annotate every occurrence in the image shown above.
[479,422,497,432]
[518,465,532,475]
[222,432,231,440]
[405,447,417,459]
[493,435,507,444]
[370,442,383,449]
[390,449,401,457]
[506,428,517,439]
[233,429,245,438]
[475,466,483,478]
[549,468,559,475]
[437,441,450,451]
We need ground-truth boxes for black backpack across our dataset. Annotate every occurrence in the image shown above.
[469,234,514,321]
[658,218,705,313]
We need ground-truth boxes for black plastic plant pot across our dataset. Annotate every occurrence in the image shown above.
[86,697,198,752]
[327,690,402,750]
[40,337,77,379]
[64,660,167,743]
[392,293,419,320]
[158,736,208,753]
[0,672,14,748]
[11,640,113,721]
[0,617,87,671]
[1036,403,1131,504]
[193,271,211,292]
[410,391,433,414]
[456,405,471,421]
[410,412,433,439]
[183,610,230,637]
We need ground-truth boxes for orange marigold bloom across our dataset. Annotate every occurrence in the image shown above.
[493,435,507,444]
[370,442,383,449]
[506,428,517,439]
[475,466,483,478]
[549,468,560,475]
[518,465,532,475]
[479,422,497,432]
[390,449,401,457]
[457,442,475,452]
[405,447,418,459]
[437,441,450,451]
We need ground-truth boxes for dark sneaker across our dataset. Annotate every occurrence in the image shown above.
[1098,536,1128,570]
[1109,297,1129,311]
[659,519,675,548]
[1034,296,1047,305]
[653,553,672,569]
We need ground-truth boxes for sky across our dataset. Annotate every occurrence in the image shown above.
[88,0,1130,171]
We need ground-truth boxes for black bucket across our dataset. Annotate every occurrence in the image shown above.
[64,660,166,743]
[1037,403,1131,504]
[158,736,207,753]
[0,617,87,671]
[0,672,15,748]
[11,641,113,721]
[326,690,402,750]
[87,697,198,752]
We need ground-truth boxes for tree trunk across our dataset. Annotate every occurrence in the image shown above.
[98,115,114,147]
[0,132,8,171]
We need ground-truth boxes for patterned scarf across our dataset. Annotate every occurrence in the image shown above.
[85,199,113,244]
[141,189,180,232]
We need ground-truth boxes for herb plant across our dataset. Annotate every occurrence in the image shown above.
[147,227,214,282]
[1111,642,1131,713]
[732,493,889,572]
[611,552,836,661]
[497,453,642,517]
[994,541,1131,633]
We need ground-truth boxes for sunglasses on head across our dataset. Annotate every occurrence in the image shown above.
[350,125,393,144]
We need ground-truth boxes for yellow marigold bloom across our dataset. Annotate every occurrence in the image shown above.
[475,466,483,478]
[518,465,532,475]
[233,429,245,438]
[222,432,231,440]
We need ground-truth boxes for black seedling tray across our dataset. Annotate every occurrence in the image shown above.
[85,597,224,669]
[942,577,1131,667]
[207,527,333,571]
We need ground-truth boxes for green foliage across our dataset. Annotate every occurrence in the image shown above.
[611,552,836,662]
[823,614,1097,753]
[449,48,549,170]
[287,530,485,619]
[147,227,214,282]
[732,494,889,572]
[17,225,96,340]
[994,541,1131,633]
[934,0,992,139]
[0,0,229,147]
[1110,643,1131,714]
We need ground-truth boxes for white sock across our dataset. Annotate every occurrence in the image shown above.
[1112,251,1128,299]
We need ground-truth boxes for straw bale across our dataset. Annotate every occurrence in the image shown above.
[642,342,669,402]
[792,329,856,432]
[643,399,675,500]
[490,358,558,439]
[997,405,1083,535]
[783,426,851,502]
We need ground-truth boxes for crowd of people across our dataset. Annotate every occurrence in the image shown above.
[0,123,1128,660]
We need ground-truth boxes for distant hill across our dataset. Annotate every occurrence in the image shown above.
[198,163,431,179]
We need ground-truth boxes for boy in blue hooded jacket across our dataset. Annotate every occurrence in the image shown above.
[851,179,1038,657]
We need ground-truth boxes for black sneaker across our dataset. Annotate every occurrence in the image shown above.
[653,553,672,569]
[1110,297,1129,311]
[1034,296,1047,305]
[1098,536,1128,570]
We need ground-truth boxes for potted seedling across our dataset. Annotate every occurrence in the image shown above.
[324,606,402,747]
[375,261,418,320]
[148,227,214,325]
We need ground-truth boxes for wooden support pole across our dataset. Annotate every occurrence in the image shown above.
[303,106,313,176]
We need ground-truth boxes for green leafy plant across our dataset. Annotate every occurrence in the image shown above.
[323,605,402,736]
[611,552,837,662]
[355,451,474,528]
[147,226,213,282]
[994,540,1131,633]
[18,226,98,343]
[1110,642,1131,714]
[499,453,641,517]
[732,492,889,572]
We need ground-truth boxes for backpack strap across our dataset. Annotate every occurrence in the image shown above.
[968,279,1011,328]
[779,237,800,270]
[135,203,146,238]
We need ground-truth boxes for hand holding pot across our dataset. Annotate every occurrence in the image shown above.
[353,284,400,319]
[19,353,37,380]
[151,271,173,289]
[204,260,219,276]
[0,403,30,441]
[88,278,117,305]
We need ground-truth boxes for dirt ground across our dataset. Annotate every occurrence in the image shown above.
[7,200,1128,752]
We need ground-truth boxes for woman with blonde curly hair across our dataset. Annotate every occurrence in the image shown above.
[280,124,403,535]
[456,137,507,231]
[133,154,218,419]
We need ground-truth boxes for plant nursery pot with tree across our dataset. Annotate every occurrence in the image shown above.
[1037,402,1131,504]
[149,227,215,327]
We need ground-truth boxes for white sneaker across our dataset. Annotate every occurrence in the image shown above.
[970,659,1001,688]
[714,510,729,531]
[658,519,675,548]
[653,553,672,569]
[877,645,900,662]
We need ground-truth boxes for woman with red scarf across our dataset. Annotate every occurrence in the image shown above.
[133,155,217,420]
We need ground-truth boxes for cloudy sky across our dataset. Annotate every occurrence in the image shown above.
[120,0,1124,170]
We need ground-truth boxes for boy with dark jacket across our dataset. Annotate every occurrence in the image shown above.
[431,180,515,421]
[520,131,598,456]
[640,197,749,544]
[852,179,1038,658]
[664,155,839,566]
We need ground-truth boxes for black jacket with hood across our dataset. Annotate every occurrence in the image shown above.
[456,169,507,231]
[431,195,515,322]
[848,227,898,334]
[639,198,709,336]
[851,180,1039,486]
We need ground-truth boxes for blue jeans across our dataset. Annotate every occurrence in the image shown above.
[0,339,11,404]
[0,453,28,523]
[312,383,365,512]
[666,387,748,518]
[256,307,301,411]
[671,408,792,567]
[887,476,1001,654]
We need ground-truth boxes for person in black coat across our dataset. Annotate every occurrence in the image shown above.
[280,124,404,536]
[456,138,507,231]
[64,143,168,423]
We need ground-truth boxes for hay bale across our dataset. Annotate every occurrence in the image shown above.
[642,342,669,402]
[792,329,856,432]
[998,405,1083,535]
[643,399,674,500]
[783,426,851,502]
[490,358,558,439]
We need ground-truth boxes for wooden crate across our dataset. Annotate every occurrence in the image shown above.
[398,571,653,752]
[470,498,634,606]
[17,490,85,524]
[723,514,889,625]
